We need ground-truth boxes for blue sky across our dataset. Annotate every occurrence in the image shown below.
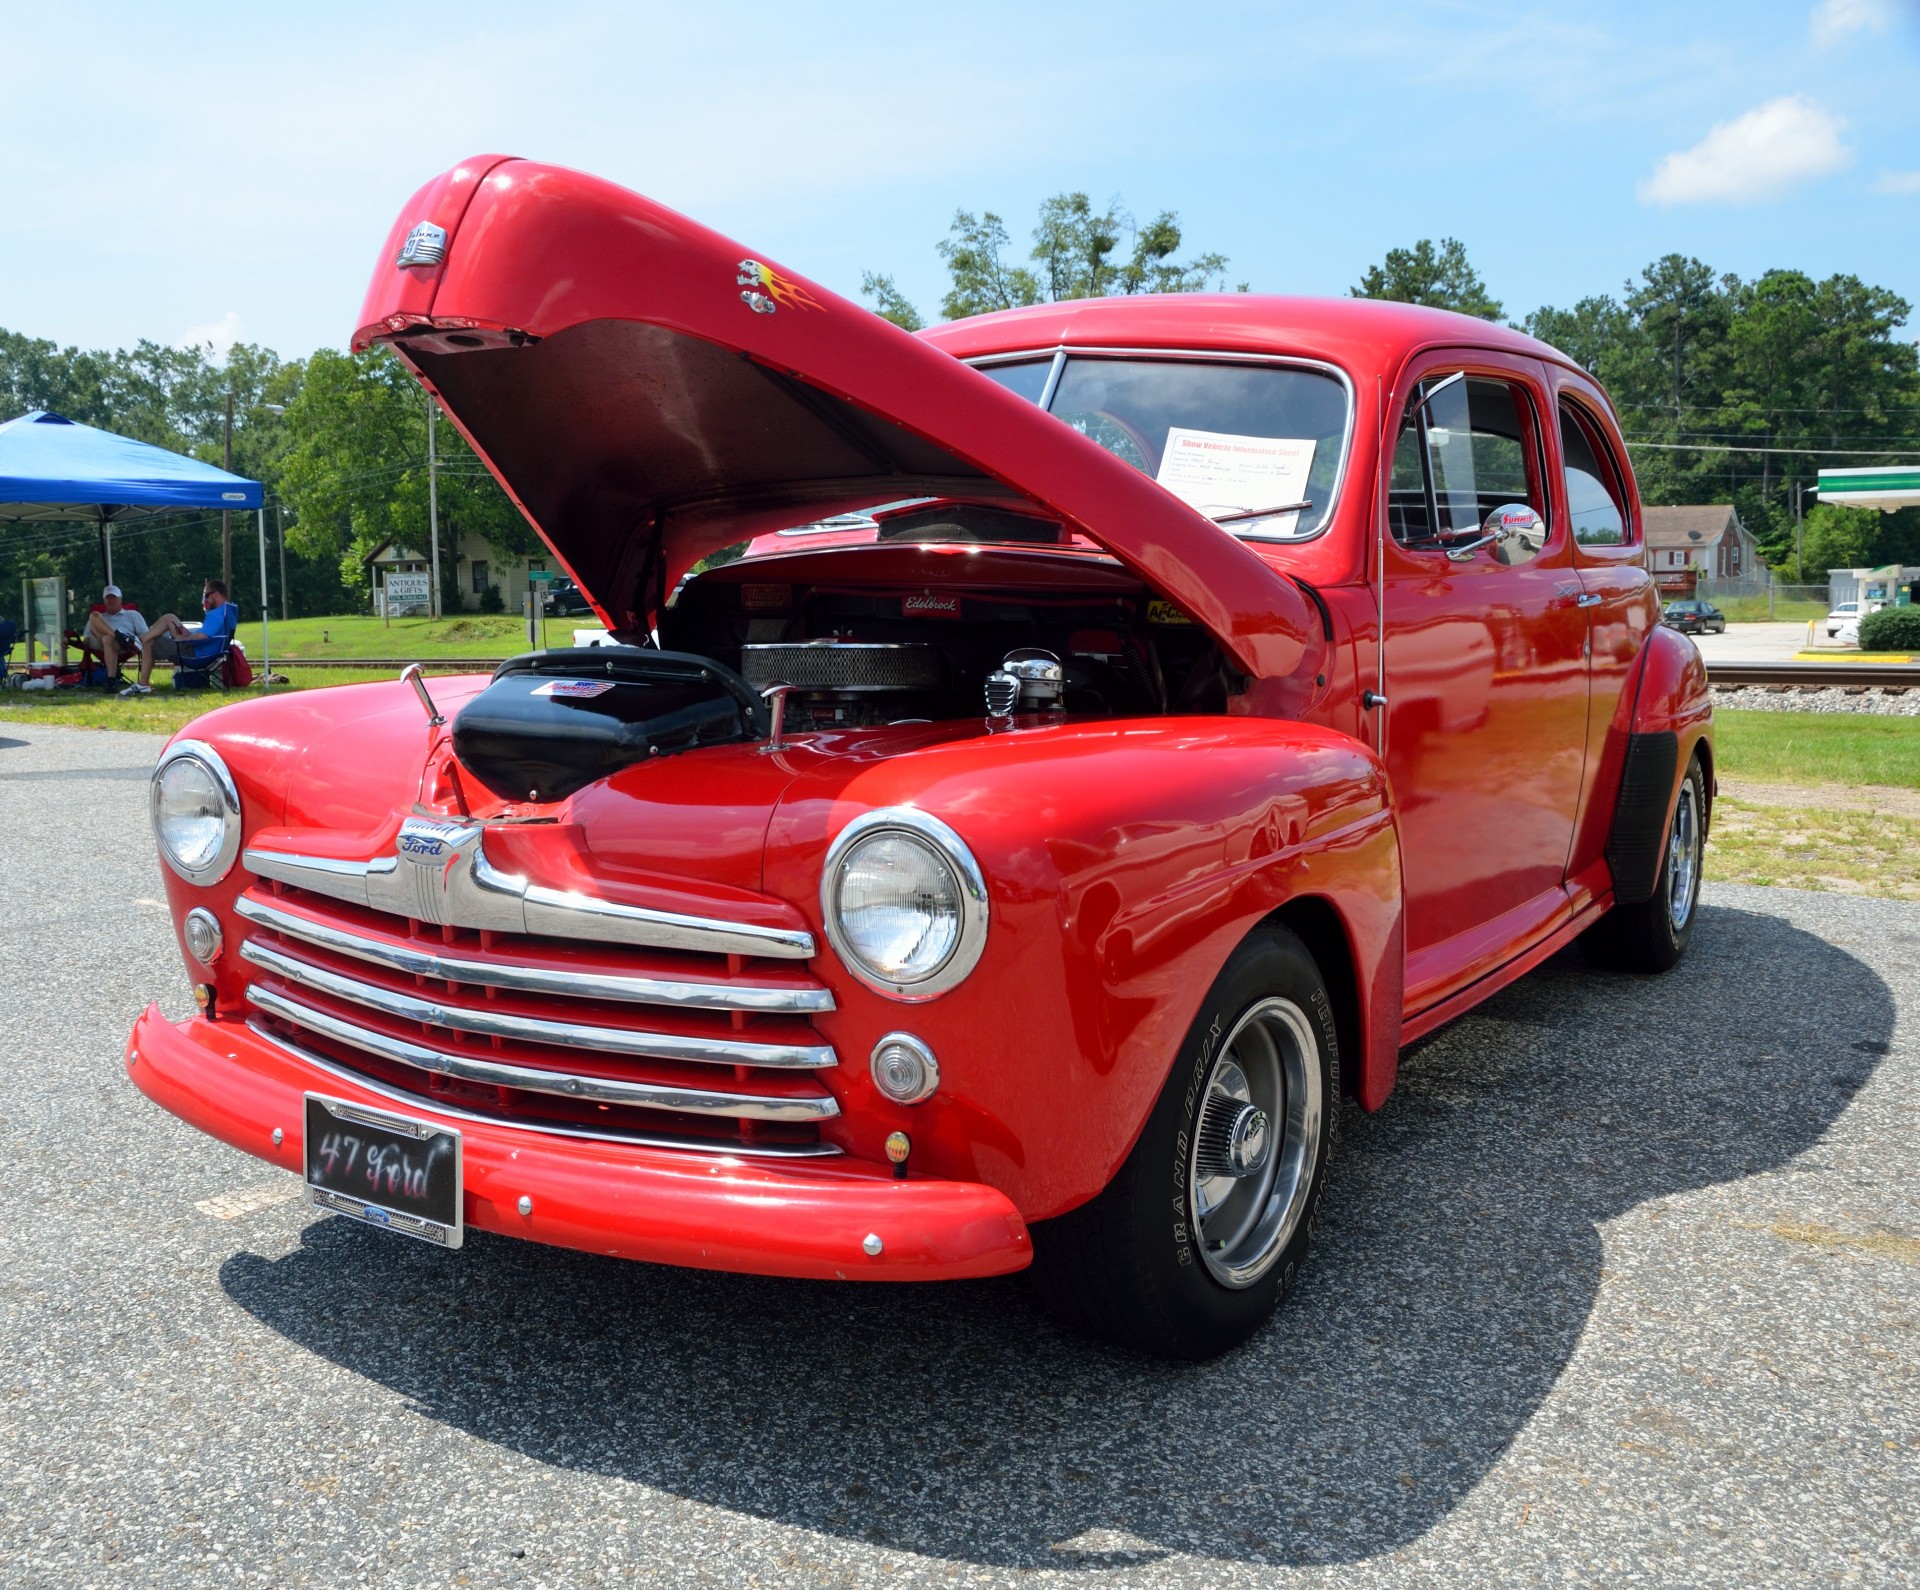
[2,0,1916,360]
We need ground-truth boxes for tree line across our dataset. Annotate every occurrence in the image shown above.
[3,204,1915,619]
[0,333,526,622]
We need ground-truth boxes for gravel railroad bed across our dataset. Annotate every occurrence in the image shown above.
[1712,682,1920,714]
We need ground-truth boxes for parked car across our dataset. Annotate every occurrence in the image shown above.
[1662,599,1726,635]
[1827,602,1862,644]
[539,577,596,618]
[127,158,1713,1360]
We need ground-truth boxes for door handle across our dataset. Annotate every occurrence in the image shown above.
[1575,593,1603,608]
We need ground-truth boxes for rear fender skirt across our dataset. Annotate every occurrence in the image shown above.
[1609,624,1714,902]
[1606,731,1680,905]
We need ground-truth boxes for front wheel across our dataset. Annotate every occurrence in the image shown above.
[1585,752,1706,973]
[1030,926,1337,1360]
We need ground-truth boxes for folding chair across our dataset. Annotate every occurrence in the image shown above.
[68,601,142,687]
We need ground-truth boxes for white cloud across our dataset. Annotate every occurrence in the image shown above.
[178,310,244,359]
[1640,95,1851,205]
[1811,0,1898,46]
[1874,168,1920,193]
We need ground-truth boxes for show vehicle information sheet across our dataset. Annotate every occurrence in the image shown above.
[1156,428,1316,535]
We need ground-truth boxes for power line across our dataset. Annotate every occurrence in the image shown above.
[1624,440,1920,458]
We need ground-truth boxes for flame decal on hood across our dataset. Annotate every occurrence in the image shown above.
[737,258,823,314]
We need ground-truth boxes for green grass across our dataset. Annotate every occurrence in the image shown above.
[1713,707,1920,790]
[1707,797,1920,899]
[0,665,488,735]
[1717,596,1828,624]
[232,612,532,659]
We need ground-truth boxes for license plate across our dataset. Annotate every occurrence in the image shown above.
[303,1094,463,1248]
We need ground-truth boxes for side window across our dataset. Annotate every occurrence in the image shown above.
[1560,403,1631,546]
[1391,374,1550,562]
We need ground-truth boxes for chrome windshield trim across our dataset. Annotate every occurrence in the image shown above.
[244,1021,841,1158]
[963,344,1357,545]
[245,984,840,1122]
[233,895,834,1014]
[240,939,837,1071]
[244,826,815,960]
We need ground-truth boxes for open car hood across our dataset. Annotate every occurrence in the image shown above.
[354,156,1313,679]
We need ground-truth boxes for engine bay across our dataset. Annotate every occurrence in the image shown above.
[658,552,1238,732]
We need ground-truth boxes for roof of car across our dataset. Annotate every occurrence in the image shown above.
[918,294,1572,373]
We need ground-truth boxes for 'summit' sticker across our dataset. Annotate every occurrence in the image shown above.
[532,679,616,699]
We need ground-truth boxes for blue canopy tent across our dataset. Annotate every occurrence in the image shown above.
[0,409,268,678]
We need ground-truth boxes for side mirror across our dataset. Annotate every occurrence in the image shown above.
[1444,502,1548,562]
[1484,503,1547,551]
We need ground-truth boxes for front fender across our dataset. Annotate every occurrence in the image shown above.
[763,718,1404,1222]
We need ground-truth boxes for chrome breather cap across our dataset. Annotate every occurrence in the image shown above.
[985,648,1063,717]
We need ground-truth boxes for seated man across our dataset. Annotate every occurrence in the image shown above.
[82,585,149,684]
[121,578,238,696]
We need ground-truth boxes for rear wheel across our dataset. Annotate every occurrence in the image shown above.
[1585,752,1706,973]
[1031,926,1337,1360]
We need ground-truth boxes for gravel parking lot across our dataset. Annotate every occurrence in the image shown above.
[1,723,1915,1586]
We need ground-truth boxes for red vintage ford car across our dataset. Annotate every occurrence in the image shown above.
[128,156,1711,1359]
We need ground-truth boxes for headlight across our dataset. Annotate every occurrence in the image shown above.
[150,741,242,885]
[821,808,988,1000]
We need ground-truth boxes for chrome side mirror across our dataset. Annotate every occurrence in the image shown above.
[1486,503,1547,550]
[1445,502,1548,562]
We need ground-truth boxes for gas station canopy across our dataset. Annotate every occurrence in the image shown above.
[1816,465,1920,511]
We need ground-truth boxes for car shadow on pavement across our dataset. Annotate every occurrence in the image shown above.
[221,902,1890,1569]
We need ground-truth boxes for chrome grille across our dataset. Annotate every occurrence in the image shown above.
[236,834,840,1156]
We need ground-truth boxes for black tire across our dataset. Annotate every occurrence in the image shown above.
[1584,752,1706,973]
[1030,925,1338,1360]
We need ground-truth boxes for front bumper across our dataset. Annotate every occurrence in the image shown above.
[126,1005,1031,1281]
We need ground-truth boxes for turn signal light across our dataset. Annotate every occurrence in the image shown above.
[870,1033,940,1105]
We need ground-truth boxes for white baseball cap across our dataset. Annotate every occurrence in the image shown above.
[102,584,122,599]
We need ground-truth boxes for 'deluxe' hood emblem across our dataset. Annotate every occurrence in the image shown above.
[396,221,448,269]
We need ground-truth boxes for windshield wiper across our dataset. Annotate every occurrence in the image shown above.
[1206,500,1313,525]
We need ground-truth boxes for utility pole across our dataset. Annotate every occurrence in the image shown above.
[426,391,442,621]
[276,503,289,621]
[1794,481,1805,584]
[221,391,234,589]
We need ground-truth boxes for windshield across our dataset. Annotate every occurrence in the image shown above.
[976,354,1352,540]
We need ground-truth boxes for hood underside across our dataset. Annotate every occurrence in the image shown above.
[356,157,1314,680]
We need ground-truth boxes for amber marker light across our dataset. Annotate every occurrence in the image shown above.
[886,1130,912,1179]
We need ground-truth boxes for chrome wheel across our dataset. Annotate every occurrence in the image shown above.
[1667,776,1702,931]
[1188,996,1324,1289]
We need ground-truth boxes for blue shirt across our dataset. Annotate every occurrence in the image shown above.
[181,601,236,663]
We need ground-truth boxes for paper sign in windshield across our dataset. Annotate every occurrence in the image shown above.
[1157,429,1316,535]
[533,679,616,699]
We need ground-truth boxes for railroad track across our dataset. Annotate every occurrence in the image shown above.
[1706,661,1920,689]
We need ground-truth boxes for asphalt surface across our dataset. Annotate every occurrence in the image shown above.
[1,721,1915,1586]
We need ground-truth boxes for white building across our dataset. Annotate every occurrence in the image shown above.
[362,531,558,616]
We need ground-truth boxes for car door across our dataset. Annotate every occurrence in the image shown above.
[1380,354,1590,1011]
[1549,375,1656,911]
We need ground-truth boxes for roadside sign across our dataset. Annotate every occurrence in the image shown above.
[383,571,431,618]
[527,569,555,582]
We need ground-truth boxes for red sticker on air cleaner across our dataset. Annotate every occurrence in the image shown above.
[532,679,616,699]
[903,593,961,618]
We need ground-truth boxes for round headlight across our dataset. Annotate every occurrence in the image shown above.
[822,809,988,1000]
[150,741,242,885]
